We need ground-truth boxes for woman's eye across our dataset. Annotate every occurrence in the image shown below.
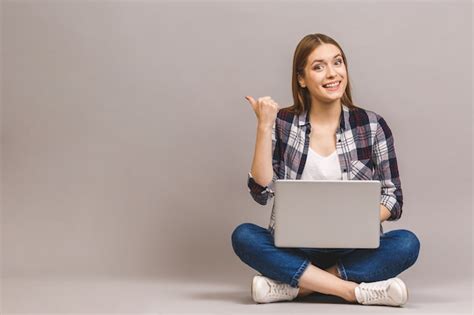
[313,59,343,71]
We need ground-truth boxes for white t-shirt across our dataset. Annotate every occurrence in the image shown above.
[301,147,342,180]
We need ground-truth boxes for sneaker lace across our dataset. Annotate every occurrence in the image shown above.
[359,281,389,303]
[268,281,293,297]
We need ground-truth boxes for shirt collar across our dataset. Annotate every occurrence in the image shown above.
[298,103,348,132]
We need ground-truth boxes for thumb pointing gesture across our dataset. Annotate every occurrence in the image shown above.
[244,95,279,128]
[245,95,257,111]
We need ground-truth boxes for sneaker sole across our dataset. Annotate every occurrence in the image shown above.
[251,276,259,303]
[392,278,408,306]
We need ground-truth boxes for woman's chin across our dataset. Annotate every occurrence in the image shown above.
[322,94,343,102]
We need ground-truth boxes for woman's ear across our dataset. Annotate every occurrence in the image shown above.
[297,74,305,88]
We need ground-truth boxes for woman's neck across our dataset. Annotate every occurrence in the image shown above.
[309,99,342,127]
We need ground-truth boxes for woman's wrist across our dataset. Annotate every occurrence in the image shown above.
[257,123,273,132]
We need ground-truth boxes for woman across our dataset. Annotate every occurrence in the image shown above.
[231,33,420,307]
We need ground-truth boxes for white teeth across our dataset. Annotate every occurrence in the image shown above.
[323,81,340,88]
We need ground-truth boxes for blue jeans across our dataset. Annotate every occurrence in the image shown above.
[231,223,420,288]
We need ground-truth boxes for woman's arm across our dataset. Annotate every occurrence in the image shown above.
[245,96,280,205]
[373,115,403,221]
[247,121,280,205]
[250,124,274,187]
[380,204,392,222]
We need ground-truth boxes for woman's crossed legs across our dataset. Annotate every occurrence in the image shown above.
[231,222,420,302]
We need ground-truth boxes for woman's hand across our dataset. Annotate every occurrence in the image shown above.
[245,96,280,128]
[380,205,392,222]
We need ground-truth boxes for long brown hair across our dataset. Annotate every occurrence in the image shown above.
[286,33,359,115]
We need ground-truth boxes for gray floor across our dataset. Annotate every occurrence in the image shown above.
[2,274,472,314]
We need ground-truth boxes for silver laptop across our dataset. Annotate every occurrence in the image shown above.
[273,179,381,249]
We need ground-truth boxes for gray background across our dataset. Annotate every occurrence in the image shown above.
[1,0,472,313]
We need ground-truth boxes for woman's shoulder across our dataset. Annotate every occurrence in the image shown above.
[271,106,299,141]
[276,106,298,123]
[272,106,299,134]
[274,104,390,130]
[348,105,386,126]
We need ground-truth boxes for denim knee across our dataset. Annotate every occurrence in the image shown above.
[231,222,260,257]
[395,229,421,268]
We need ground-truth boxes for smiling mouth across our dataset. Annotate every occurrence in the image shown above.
[322,81,341,89]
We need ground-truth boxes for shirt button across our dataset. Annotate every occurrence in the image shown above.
[338,139,341,142]
[343,169,347,172]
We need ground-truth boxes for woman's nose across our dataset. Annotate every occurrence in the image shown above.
[327,65,337,77]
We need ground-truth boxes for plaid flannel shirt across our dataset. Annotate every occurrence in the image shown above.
[247,104,403,237]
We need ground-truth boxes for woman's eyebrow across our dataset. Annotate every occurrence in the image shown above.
[312,54,342,64]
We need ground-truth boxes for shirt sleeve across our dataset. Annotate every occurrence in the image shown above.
[372,115,403,221]
[247,121,281,205]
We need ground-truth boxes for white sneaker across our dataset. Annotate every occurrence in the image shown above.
[355,277,408,306]
[251,274,300,303]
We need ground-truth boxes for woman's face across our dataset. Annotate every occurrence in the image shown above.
[298,44,347,103]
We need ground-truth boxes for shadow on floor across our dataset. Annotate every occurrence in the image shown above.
[294,292,355,305]
[188,290,256,305]
[188,289,355,305]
